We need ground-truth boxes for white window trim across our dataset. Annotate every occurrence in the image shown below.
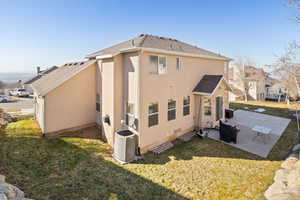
[183,96,190,116]
[176,57,182,70]
[148,103,159,127]
[168,99,176,121]
[150,55,167,74]
[215,95,224,121]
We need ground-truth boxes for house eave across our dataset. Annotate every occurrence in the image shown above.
[87,47,232,61]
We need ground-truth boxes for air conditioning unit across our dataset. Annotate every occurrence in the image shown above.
[113,130,137,163]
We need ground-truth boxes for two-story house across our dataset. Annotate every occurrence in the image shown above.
[31,34,232,153]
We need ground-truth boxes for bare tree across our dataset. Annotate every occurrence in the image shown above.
[288,0,300,22]
[232,58,256,102]
[270,41,300,104]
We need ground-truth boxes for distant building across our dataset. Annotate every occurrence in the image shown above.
[228,65,267,101]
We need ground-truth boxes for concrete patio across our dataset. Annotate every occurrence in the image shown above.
[207,110,291,158]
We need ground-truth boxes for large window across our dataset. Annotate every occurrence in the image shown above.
[149,55,167,74]
[183,96,190,116]
[148,103,159,127]
[203,97,212,116]
[168,99,176,121]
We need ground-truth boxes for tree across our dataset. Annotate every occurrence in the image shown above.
[232,58,256,102]
[270,41,300,104]
[288,0,300,22]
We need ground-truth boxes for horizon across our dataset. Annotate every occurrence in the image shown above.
[0,0,299,73]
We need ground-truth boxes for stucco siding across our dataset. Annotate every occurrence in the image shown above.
[44,64,96,133]
[100,58,115,145]
[138,51,227,150]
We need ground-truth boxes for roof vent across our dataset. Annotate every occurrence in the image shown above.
[80,62,84,65]
[140,34,144,37]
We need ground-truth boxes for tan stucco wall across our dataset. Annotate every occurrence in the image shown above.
[99,52,139,146]
[138,51,228,152]
[99,58,115,145]
[43,64,96,133]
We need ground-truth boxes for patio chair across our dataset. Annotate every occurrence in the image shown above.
[219,120,239,144]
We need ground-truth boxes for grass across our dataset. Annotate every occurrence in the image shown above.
[0,101,298,200]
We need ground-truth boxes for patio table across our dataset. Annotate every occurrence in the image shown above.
[252,125,272,144]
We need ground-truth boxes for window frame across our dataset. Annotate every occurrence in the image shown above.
[203,97,212,116]
[96,93,101,112]
[167,99,176,121]
[183,96,190,116]
[176,57,182,71]
[149,55,167,74]
[148,102,159,127]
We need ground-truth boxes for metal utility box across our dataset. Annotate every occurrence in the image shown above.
[113,130,136,163]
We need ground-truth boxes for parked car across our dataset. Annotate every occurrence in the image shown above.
[9,88,30,97]
[0,95,10,103]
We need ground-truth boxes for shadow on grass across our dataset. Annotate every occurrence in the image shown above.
[0,132,187,200]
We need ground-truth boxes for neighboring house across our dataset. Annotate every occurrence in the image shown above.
[265,76,287,101]
[32,34,232,154]
[24,66,58,93]
[228,65,266,101]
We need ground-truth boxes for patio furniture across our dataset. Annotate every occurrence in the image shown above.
[219,120,239,144]
[252,125,271,144]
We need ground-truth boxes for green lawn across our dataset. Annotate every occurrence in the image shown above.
[0,101,298,200]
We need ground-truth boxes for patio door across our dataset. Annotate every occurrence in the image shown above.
[216,96,223,121]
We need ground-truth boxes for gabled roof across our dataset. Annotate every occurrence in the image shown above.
[32,60,96,96]
[193,75,232,96]
[86,34,231,61]
[24,66,58,84]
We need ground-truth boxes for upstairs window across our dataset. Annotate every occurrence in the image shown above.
[149,55,167,74]
[148,103,159,127]
[176,57,182,70]
[183,96,190,116]
[168,99,176,121]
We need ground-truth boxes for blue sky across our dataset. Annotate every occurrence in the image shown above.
[0,0,299,73]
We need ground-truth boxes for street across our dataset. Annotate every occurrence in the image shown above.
[0,97,34,111]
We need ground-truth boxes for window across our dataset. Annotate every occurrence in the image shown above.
[203,97,212,115]
[96,103,100,112]
[183,96,190,116]
[125,102,135,127]
[148,103,159,127]
[216,96,223,121]
[176,57,182,70]
[149,55,167,74]
[168,99,176,121]
[96,93,100,112]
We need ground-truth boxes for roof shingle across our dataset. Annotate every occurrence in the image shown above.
[86,34,230,60]
[193,75,223,94]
